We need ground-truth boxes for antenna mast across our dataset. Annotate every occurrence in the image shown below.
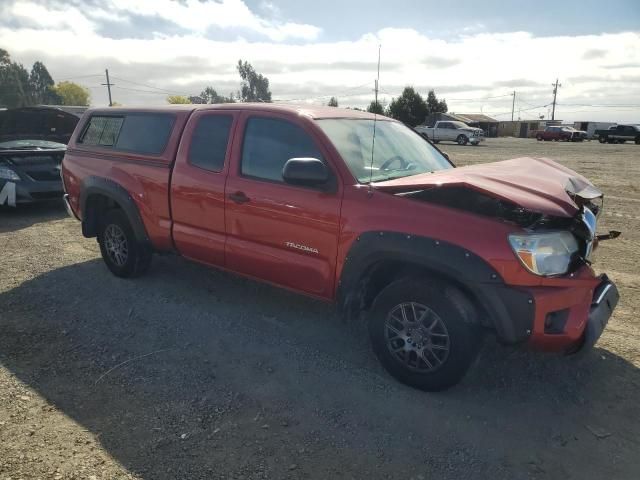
[368,45,381,193]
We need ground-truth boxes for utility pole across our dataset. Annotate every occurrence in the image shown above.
[511,90,516,121]
[102,69,114,106]
[551,78,561,121]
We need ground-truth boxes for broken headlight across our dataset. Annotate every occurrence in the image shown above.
[509,231,579,276]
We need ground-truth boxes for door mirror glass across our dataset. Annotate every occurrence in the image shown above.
[282,157,329,187]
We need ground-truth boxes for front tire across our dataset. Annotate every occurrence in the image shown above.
[368,278,482,391]
[456,134,468,146]
[98,209,152,278]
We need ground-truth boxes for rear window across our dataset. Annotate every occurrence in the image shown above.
[79,113,175,155]
[81,116,123,146]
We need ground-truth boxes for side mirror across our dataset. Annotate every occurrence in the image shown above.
[441,151,450,161]
[282,158,329,187]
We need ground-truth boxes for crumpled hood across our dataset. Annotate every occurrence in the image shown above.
[372,157,601,217]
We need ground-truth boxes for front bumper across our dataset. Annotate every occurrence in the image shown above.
[63,193,80,220]
[525,274,618,353]
[576,277,618,352]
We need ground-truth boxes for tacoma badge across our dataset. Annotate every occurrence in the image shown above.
[285,241,319,254]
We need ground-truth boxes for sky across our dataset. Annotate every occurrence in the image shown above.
[1,0,639,123]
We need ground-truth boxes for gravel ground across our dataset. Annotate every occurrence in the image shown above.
[1,137,639,479]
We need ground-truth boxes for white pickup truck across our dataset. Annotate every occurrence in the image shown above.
[415,121,484,146]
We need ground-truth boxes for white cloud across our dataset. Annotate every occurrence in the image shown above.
[0,0,638,122]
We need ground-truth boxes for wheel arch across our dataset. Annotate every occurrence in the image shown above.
[337,231,534,344]
[79,176,150,246]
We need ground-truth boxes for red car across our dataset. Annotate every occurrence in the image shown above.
[536,126,585,142]
[62,104,619,391]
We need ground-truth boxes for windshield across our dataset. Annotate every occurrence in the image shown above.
[316,119,452,183]
[0,139,66,150]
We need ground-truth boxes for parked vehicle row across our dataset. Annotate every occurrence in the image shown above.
[61,104,618,391]
[536,126,587,142]
[595,124,640,144]
[414,121,484,146]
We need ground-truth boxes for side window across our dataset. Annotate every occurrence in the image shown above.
[241,117,322,182]
[116,114,174,154]
[188,115,233,172]
[79,113,174,154]
[80,116,124,146]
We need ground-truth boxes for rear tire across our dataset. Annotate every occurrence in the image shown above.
[598,136,606,143]
[368,278,482,391]
[98,209,152,278]
[536,135,543,141]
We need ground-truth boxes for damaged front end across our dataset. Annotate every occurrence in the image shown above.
[393,177,619,278]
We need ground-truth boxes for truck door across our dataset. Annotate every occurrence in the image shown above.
[170,110,237,266]
[224,113,342,299]
[441,122,455,141]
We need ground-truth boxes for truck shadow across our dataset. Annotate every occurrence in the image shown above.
[1,256,639,479]
[0,200,67,234]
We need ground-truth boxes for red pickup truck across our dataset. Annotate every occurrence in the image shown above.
[62,104,619,391]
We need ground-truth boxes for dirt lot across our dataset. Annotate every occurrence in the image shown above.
[1,137,639,479]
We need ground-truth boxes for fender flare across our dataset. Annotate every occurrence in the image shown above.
[337,231,534,344]
[79,176,150,245]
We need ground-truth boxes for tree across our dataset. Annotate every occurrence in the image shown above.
[0,48,9,67]
[29,61,56,104]
[0,49,31,108]
[367,100,384,115]
[386,87,428,127]
[327,96,338,107]
[52,81,90,106]
[166,95,191,104]
[237,60,272,103]
[426,90,447,114]
[200,86,235,104]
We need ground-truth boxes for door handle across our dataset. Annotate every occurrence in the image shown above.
[229,191,250,204]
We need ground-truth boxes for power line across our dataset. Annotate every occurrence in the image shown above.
[274,81,372,103]
[56,73,104,81]
[113,85,192,95]
[110,76,195,96]
[556,103,640,107]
